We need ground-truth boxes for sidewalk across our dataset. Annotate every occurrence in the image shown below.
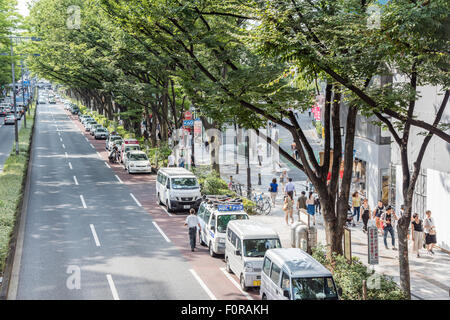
[218,119,449,300]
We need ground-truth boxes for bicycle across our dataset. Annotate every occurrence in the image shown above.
[248,188,272,215]
[230,182,244,197]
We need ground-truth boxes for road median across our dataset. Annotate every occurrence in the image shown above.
[0,104,37,299]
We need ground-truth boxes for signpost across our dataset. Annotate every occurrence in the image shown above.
[368,224,379,265]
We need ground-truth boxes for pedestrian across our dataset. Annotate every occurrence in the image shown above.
[191,153,196,168]
[178,153,185,168]
[269,178,278,206]
[308,108,311,118]
[423,210,437,255]
[291,141,298,159]
[279,169,288,191]
[184,208,201,252]
[381,205,398,250]
[284,177,296,199]
[228,176,233,190]
[297,191,307,221]
[372,200,385,235]
[351,191,361,226]
[411,213,424,258]
[257,142,264,166]
[306,192,316,226]
[168,152,175,167]
[361,198,370,233]
[314,196,321,215]
[283,194,294,226]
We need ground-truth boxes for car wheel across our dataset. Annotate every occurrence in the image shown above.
[262,294,267,300]
[240,274,249,292]
[225,257,233,274]
[166,201,174,213]
[199,232,206,246]
[209,242,216,257]
[157,193,163,205]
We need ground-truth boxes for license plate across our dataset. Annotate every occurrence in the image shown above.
[183,205,191,209]
[253,280,261,286]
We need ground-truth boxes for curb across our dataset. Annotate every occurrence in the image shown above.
[0,103,37,300]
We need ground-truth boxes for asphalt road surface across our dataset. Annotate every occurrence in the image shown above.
[11,103,215,299]
[0,113,24,173]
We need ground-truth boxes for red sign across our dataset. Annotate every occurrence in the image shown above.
[184,111,192,120]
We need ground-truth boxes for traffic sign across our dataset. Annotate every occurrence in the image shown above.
[183,119,194,127]
[184,111,192,120]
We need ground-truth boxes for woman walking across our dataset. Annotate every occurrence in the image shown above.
[279,170,288,192]
[424,210,437,255]
[306,192,316,226]
[269,178,278,206]
[351,192,361,227]
[283,194,294,226]
[411,213,424,258]
[361,199,370,233]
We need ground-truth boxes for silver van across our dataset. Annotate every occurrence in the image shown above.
[225,220,281,291]
[260,248,340,300]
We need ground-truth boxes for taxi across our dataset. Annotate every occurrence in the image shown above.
[120,138,141,163]
[197,196,249,257]
[125,150,152,174]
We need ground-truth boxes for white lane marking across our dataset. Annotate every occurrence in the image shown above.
[65,152,68,159]
[59,137,63,142]
[85,137,89,142]
[97,152,102,159]
[62,144,66,149]
[115,175,123,184]
[73,176,79,185]
[80,195,87,209]
[105,162,111,168]
[219,267,254,300]
[89,224,101,247]
[152,222,171,243]
[90,143,95,149]
[69,162,73,170]
[106,274,120,300]
[159,205,172,217]
[130,193,142,207]
[58,132,61,136]
[189,269,217,300]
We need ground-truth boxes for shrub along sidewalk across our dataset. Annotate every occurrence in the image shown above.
[0,105,36,277]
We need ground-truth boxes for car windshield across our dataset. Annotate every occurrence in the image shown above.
[217,214,248,233]
[129,153,148,161]
[125,146,140,152]
[96,129,106,132]
[171,177,199,190]
[111,137,122,141]
[243,239,281,257]
[291,277,338,300]
[114,140,123,146]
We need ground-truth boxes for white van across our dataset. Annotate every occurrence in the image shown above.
[225,220,281,291]
[197,196,249,257]
[156,167,202,212]
[260,248,340,300]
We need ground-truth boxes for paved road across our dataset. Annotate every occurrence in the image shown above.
[0,113,24,172]
[12,103,214,299]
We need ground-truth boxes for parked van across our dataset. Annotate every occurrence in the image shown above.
[260,248,340,300]
[225,220,281,291]
[120,139,140,163]
[197,196,249,257]
[156,167,202,212]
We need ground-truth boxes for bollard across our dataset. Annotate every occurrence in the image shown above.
[307,225,318,254]
[290,222,303,247]
[362,280,367,300]
[236,163,239,174]
[295,225,309,251]
[258,173,262,185]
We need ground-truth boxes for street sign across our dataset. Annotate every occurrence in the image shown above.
[183,119,194,127]
[184,111,192,120]
[368,224,379,265]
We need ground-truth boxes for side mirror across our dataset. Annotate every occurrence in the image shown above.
[337,287,343,296]
[235,250,241,256]
[283,289,291,299]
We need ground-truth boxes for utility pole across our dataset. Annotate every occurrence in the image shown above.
[10,39,19,155]
[246,132,251,198]
[20,60,26,128]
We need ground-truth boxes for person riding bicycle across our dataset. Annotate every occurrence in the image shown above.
[109,144,119,163]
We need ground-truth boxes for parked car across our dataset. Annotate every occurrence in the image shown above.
[90,124,103,135]
[124,150,152,174]
[121,142,141,163]
[94,127,109,140]
[4,114,16,125]
[260,248,340,300]
[85,120,97,132]
[106,135,123,151]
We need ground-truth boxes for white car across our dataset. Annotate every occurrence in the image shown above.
[121,143,141,163]
[90,124,103,135]
[125,150,152,174]
[106,135,123,150]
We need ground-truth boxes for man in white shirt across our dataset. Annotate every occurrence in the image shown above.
[257,143,263,166]
[167,153,175,167]
[184,209,201,251]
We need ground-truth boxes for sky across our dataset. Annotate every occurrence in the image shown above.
[17,0,30,17]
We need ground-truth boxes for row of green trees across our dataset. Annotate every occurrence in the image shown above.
[25,0,449,298]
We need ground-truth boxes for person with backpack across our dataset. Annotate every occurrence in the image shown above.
[372,200,385,235]
[411,213,424,258]
[269,178,278,206]
[381,206,398,250]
